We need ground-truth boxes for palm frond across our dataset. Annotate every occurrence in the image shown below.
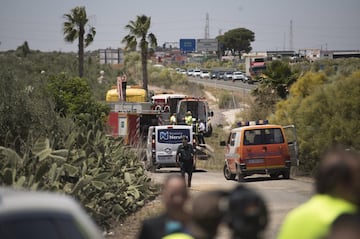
[122,35,137,51]
[64,29,78,42]
[147,33,157,49]
[84,26,96,47]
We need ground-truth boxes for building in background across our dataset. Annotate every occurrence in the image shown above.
[99,48,124,65]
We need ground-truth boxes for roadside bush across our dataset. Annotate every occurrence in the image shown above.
[218,92,233,109]
[47,73,109,124]
[0,120,158,230]
[271,71,360,172]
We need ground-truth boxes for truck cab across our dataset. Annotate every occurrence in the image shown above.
[221,120,298,181]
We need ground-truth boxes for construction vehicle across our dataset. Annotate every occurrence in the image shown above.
[220,120,298,181]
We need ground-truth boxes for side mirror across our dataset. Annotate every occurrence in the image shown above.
[220,141,226,146]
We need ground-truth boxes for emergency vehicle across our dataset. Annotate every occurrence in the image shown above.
[107,102,160,145]
[106,77,160,145]
[221,120,298,181]
[145,125,196,172]
[151,94,187,113]
[176,97,214,137]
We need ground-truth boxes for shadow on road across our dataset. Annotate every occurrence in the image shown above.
[154,168,208,174]
[229,176,293,183]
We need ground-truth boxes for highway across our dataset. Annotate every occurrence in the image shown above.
[187,76,258,92]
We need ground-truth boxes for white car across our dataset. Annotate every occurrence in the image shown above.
[179,69,187,75]
[200,71,210,79]
[224,71,233,81]
[232,71,246,81]
[187,69,194,76]
[0,187,104,239]
[193,69,201,77]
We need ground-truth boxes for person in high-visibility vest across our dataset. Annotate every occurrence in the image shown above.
[184,111,193,126]
[277,147,360,239]
[170,113,177,125]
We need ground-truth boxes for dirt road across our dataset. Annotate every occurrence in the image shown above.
[112,169,313,239]
[149,169,313,239]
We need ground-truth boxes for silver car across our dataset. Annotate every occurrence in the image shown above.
[0,188,104,239]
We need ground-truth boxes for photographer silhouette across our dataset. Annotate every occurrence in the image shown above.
[224,185,268,239]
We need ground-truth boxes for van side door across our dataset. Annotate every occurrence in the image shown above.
[283,125,299,166]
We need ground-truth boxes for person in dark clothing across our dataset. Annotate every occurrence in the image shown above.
[137,175,190,239]
[176,136,195,188]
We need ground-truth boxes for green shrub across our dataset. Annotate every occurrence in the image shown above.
[0,120,158,229]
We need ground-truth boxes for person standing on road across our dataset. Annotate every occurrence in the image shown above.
[277,146,360,239]
[176,136,195,188]
[137,175,191,239]
[197,120,206,145]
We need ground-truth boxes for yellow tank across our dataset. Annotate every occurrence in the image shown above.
[106,87,146,103]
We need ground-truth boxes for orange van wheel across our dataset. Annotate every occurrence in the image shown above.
[223,164,236,180]
[282,169,290,179]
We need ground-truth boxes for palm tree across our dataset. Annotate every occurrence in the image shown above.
[63,6,95,77]
[122,15,157,96]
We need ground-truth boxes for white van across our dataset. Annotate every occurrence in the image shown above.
[145,125,195,172]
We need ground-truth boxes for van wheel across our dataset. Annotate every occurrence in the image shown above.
[223,164,236,180]
[282,169,290,179]
[270,173,279,179]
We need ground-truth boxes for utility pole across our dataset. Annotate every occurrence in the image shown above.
[289,20,294,51]
[205,13,210,39]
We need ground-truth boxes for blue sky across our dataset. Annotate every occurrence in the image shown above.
[1,0,359,52]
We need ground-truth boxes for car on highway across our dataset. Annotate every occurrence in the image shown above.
[232,71,246,81]
[200,70,210,79]
[179,69,187,75]
[193,69,201,77]
[243,75,254,84]
[224,71,233,81]
[187,69,194,76]
[217,71,225,80]
[0,187,104,239]
[210,71,219,79]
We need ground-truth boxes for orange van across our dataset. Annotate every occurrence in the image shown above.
[221,121,298,181]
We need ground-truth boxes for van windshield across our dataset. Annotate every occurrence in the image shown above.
[244,128,284,145]
[158,129,190,144]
